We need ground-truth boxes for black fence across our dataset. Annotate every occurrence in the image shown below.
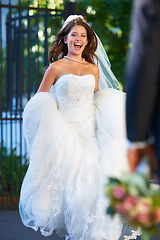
[0,0,76,209]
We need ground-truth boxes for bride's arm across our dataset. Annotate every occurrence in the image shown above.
[93,65,99,93]
[37,63,59,92]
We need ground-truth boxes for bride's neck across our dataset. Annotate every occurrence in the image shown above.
[66,54,83,62]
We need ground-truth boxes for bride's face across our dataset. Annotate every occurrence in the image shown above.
[64,25,88,56]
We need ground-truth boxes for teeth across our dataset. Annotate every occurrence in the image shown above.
[75,43,82,46]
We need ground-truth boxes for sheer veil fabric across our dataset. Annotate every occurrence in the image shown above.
[95,34,120,90]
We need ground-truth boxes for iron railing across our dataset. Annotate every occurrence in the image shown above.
[0,0,75,209]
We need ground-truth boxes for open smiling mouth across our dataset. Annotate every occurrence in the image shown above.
[74,43,82,49]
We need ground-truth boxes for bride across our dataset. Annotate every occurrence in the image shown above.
[19,15,140,240]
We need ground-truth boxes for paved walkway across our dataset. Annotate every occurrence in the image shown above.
[0,210,64,240]
[0,210,160,240]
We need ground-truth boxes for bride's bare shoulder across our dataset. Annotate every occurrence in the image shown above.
[42,59,65,82]
[49,59,67,74]
[92,64,99,75]
[85,61,99,73]
[50,58,66,67]
[87,62,99,77]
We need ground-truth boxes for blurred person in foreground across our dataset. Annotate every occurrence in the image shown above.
[126,0,160,181]
[126,1,160,239]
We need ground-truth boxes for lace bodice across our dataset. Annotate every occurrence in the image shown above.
[53,74,96,136]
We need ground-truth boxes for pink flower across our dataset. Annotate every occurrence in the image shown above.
[115,203,127,214]
[123,196,138,211]
[136,198,152,213]
[137,212,152,227]
[127,208,139,220]
[154,207,160,222]
[112,185,126,199]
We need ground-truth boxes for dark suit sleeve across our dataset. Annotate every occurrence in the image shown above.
[126,0,160,142]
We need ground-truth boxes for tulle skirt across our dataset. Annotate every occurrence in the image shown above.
[19,89,134,240]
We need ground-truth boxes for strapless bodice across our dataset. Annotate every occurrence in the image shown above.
[53,74,96,136]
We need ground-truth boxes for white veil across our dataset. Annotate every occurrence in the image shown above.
[95,34,120,90]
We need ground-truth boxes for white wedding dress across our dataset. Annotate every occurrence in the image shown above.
[19,74,139,240]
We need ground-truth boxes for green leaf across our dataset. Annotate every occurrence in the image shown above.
[106,206,115,216]
[108,177,121,185]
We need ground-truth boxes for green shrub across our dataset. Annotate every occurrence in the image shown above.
[0,146,28,197]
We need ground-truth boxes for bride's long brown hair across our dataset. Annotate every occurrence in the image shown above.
[48,17,98,65]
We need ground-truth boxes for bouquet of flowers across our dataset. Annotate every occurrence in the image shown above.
[105,172,160,240]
